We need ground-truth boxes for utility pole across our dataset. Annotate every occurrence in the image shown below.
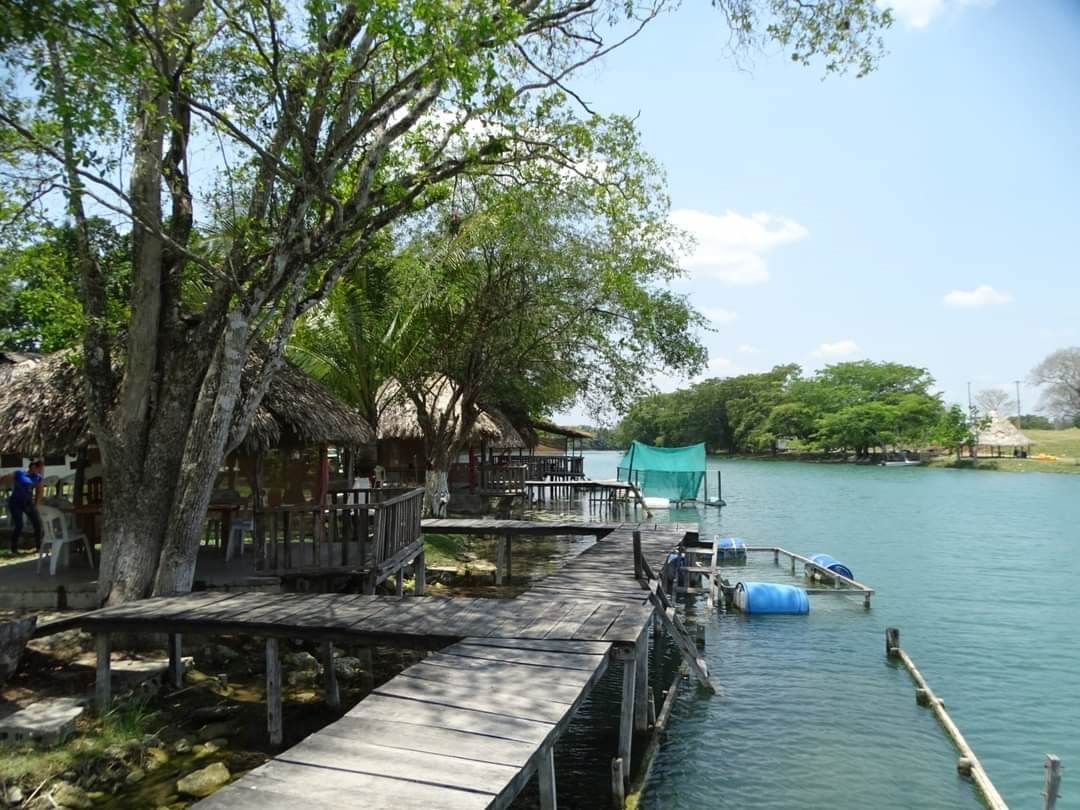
[1014,380,1022,429]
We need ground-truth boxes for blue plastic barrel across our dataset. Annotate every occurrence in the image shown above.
[809,554,853,580]
[733,582,810,615]
[715,536,747,559]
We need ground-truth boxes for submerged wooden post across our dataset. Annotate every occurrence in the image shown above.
[1044,754,1062,810]
[95,633,111,710]
[266,637,282,745]
[414,548,426,596]
[167,633,184,689]
[538,744,558,810]
[634,635,649,732]
[322,641,340,708]
[632,530,642,580]
[773,548,779,565]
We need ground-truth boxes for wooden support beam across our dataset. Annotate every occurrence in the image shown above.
[633,634,649,732]
[618,653,636,780]
[414,548,426,596]
[395,567,404,597]
[95,633,111,711]
[322,641,340,708]
[266,637,282,745]
[167,633,183,689]
[632,530,642,580]
[538,743,558,810]
[610,758,625,808]
[496,534,512,585]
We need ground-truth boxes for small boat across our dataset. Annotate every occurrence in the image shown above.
[880,458,922,467]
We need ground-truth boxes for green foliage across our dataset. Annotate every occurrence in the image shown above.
[616,359,946,456]
[0,218,130,351]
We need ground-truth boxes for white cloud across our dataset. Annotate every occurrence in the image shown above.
[737,343,761,354]
[702,307,739,324]
[942,284,1012,308]
[811,339,860,359]
[671,208,808,285]
[880,0,992,29]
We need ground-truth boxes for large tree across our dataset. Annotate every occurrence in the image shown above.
[0,0,891,604]
[1030,348,1080,424]
[297,158,707,512]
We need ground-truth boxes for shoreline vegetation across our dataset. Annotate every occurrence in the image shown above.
[700,428,1080,476]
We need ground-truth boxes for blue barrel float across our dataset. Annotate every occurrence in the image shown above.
[809,553,853,581]
[733,582,810,615]
[714,536,747,560]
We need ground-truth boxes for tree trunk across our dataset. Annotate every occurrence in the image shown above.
[96,326,250,604]
[425,468,450,517]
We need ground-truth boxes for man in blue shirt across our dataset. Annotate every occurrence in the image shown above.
[8,458,44,553]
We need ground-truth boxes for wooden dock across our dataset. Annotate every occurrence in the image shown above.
[36,519,700,809]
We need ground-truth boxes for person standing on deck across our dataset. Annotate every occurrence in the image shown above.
[8,458,45,553]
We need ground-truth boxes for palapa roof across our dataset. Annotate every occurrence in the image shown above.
[530,418,593,440]
[976,410,1034,448]
[376,376,502,443]
[0,350,373,456]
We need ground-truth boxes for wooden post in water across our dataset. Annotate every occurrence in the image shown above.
[95,633,111,711]
[886,627,901,658]
[618,649,637,785]
[632,529,642,580]
[167,633,184,689]
[537,744,558,810]
[266,637,283,745]
[322,641,340,708]
[1044,754,1062,810]
[610,758,625,808]
[634,633,650,732]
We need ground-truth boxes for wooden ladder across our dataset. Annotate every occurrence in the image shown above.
[679,542,721,608]
[640,554,720,694]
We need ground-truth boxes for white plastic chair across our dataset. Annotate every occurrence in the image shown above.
[37,505,94,575]
[225,516,255,561]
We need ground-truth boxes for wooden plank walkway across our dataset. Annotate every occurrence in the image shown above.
[422,518,620,536]
[43,521,700,810]
[41,592,652,649]
[194,637,611,810]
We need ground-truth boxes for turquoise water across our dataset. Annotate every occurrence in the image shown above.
[581,452,1080,809]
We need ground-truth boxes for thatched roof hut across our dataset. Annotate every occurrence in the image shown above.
[376,376,502,443]
[0,350,373,456]
[977,410,1034,449]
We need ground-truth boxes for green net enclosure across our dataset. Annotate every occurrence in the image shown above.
[617,441,706,501]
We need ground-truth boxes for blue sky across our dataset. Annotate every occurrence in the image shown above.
[557,0,1080,424]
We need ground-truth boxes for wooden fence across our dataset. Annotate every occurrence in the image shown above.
[257,487,425,576]
[496,455,585,480]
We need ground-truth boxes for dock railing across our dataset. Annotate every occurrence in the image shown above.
[257,487,424,576]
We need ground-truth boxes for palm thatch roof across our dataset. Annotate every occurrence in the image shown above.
[530,418,593,440]
[483,407,529,450]
[976,410,1034,448]
[0,350,373,456]
[376,376,502,443]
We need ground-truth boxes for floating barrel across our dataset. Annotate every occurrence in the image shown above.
[733,582,810,615]
[809,554,853,580]
[714,536,748,559]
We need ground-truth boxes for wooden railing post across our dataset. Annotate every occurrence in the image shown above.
[633,529,642,580]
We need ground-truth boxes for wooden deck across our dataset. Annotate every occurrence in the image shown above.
[421,518,620,536]
[42,591,652,650]
[35,520,699,810]
[193,637,611,810]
